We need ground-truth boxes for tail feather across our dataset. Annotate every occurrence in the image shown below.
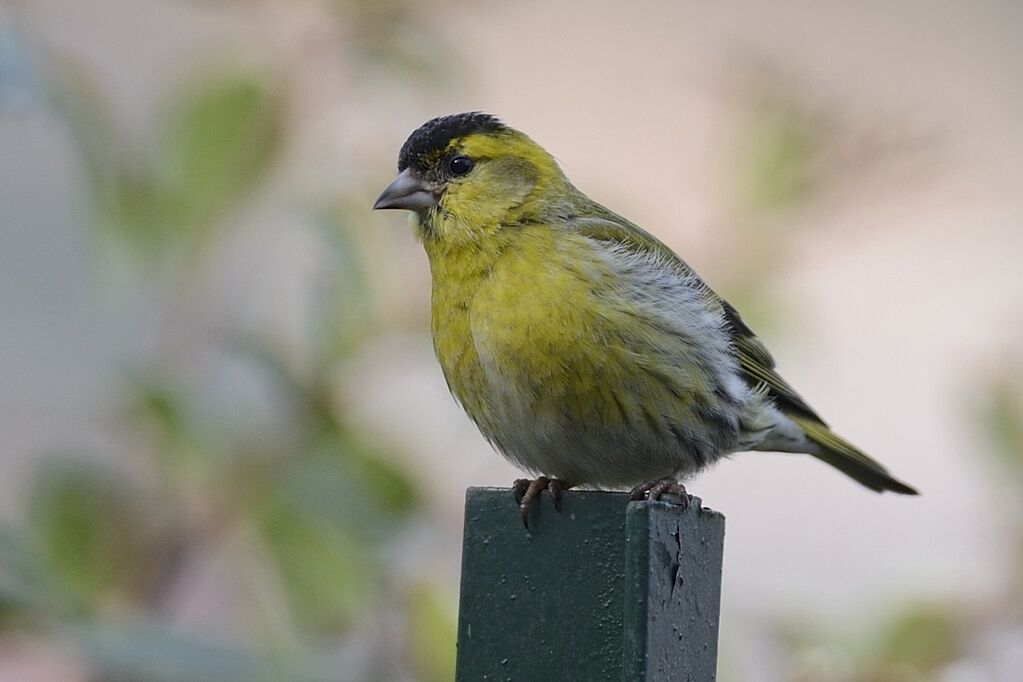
[790,415,918,495]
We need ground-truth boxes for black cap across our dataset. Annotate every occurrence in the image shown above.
[397,112,505,172]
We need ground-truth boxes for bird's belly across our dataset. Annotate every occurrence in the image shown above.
[444,243,743,486]
[464,343,735,486]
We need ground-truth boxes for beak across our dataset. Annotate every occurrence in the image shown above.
[373,169,439,211]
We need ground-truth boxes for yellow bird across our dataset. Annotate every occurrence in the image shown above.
[374,112,917,524]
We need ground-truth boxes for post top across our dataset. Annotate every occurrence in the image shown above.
[464,486,724,522]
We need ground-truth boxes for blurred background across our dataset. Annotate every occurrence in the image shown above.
[2,0,1022,680]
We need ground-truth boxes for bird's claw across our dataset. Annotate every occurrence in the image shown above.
[629,477,692,510]
[512,476,572,530]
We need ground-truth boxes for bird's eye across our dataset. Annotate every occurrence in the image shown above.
[448,155,474,176]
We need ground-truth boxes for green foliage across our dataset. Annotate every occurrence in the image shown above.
[10,1,463,674]
[0,521,72,623]
[973,368,1023,478]
[971,360,1023,616]
[58,619,312,682]
[54,65,283,262]
[337,0,460,82]
[406,583,458,682]
[313,208,377,361]
[26,456,173,607]
[258,496,371,635]
[771,603,969,682]
[162,73,284,237]
[863,604,963,679]
[122,373,216,480]
[735,103,820,215]
[715,81,828,336]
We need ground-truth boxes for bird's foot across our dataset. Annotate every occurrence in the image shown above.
[512,477,573,530]
[629,477,692,509]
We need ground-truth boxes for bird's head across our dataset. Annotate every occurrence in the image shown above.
[374,113,569,241]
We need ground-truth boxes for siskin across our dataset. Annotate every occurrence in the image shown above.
[374,112,917,523]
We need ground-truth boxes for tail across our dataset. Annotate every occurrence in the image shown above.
[789,415,918,495]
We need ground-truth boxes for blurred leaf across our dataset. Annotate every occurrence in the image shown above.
[162,71,284,238]
[61,618,316,682]
[47,55,163,255]
[735,102,820,214]
[342,0,460,82]
[105,170,181,256]
[313,208,375,362]
[406,583,457,682]
[258,497,372,635]
[224,335,334,432]
[51,61,282,260]
[0,521,76,623]
[225,338,419,517]
[26,455,169,605]
[338,432,419,517]
[865,603,962,677]
[973,370,1023,476]
[270,434,417,540]
[122,372,220,480]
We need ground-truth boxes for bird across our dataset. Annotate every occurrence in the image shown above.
[373,112,917,526]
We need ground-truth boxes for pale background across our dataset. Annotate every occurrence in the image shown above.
[2,1,1022,680]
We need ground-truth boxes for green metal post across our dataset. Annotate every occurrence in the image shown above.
[455,487,725,681]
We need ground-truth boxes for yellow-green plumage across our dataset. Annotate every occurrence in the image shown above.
[375,113,917,495]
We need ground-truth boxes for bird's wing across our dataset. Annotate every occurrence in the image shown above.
[567,211,827,426]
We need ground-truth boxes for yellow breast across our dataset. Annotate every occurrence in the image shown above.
[426,226,629,431]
